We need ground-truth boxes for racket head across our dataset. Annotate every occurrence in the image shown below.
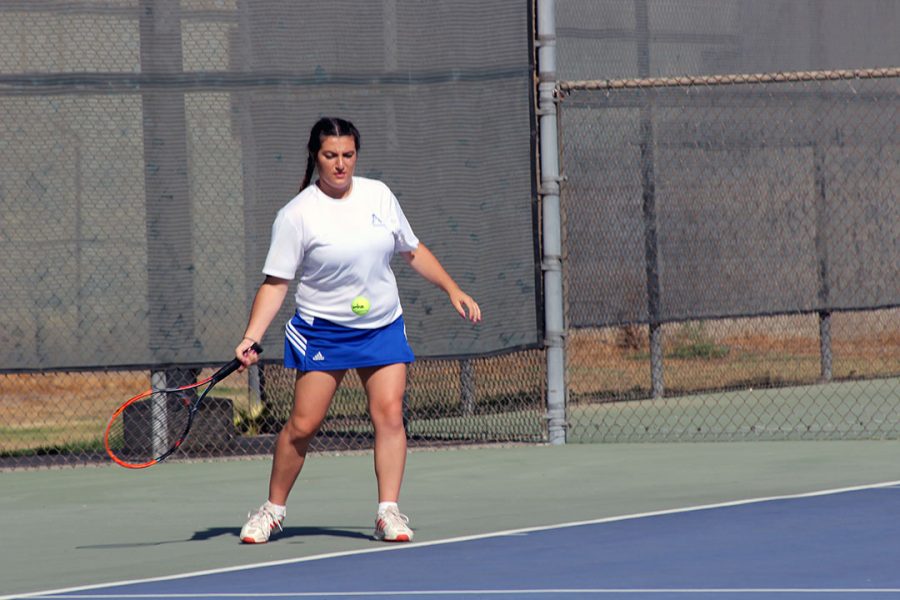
[103,344,262,469]
[103,382,208,469]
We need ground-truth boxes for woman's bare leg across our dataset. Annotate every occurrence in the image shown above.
[267,369,344,505]
[358,363,408,502]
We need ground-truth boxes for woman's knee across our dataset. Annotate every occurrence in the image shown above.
[282,414,320,441]
[370,398,405,433]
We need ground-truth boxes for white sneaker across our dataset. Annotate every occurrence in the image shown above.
[374,506,414,542]
[240,504,284,544]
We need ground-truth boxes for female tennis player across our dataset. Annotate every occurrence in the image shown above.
[234,117,481,544]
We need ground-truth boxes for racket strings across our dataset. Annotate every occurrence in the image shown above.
[104,345,260,468]
[105,384,209,467]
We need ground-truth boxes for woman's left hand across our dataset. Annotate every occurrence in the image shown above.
[450,288,482,323]
[401,244,482,324]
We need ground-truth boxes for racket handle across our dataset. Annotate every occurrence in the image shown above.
[211,342,264,384]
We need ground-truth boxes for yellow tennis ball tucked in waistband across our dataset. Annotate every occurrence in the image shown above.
[351,296,370,316]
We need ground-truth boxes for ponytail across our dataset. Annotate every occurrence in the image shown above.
[299,154,316,193]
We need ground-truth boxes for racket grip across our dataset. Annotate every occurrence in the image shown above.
[212,342,264,384]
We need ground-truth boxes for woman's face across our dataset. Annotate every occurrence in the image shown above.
[316,135,357,198]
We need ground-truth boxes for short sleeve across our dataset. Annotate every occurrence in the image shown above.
[262,208,304,279]
[390,195,420,253]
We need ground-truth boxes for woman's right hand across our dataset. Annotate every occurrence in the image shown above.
[235,337,262,370]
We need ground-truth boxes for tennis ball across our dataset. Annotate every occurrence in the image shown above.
[351,295,370,316]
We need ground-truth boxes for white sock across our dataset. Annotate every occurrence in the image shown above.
[378,501,398,515]
[264,500,286,519]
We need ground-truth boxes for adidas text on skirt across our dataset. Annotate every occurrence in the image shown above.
[284,313,415,372]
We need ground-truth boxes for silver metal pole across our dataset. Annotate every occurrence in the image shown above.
[813,142,833,382]
[460,359,476,416]
[635,0,664,399]
[537,0,566,444]
[150,370,168,456]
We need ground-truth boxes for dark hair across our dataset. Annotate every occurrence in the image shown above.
[299,117,361,192]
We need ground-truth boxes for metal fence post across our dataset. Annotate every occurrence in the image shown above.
[460,359,476,416]
[635,0,665,398]
[140,0,195,389]
[813,141,833,382]
[537,0,567,444]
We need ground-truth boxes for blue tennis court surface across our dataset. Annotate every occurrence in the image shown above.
[19,483,900,600]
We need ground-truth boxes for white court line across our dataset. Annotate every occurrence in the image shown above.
[22,589,900,597]
[7,479,900,600]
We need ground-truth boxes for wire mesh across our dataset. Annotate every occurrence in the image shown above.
[0,0,542,469]
[558,71,899,442]
[4,2,900,470]
[0,350,546,469]
[1,0,537,372]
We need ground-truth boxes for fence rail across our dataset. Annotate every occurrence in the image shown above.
[558,66,900,91]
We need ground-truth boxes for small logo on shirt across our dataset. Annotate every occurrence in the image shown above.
[312,351,325,361]
[371,214,385,227]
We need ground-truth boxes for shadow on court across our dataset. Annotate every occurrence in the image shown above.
[191,525,373,542]
[74,525,371,550]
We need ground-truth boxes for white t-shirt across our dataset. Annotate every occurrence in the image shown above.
[263,176,420,328]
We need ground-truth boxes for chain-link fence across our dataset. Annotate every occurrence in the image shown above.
[0,1,543,469]
[4,1,900,470]
[0,352,546,469]
[0,1,537,372]
[558,69,900,442]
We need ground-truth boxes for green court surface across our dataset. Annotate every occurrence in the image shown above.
[568,378,900,442]
[4,441,900,598]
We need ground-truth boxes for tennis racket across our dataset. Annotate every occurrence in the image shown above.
[104,343,262,469]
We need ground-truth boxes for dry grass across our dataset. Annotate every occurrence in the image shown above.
[566,311,900,399]
[0,368,255,453]
[2,310,898,453]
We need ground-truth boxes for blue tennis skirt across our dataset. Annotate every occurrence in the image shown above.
[284,313,415,371]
